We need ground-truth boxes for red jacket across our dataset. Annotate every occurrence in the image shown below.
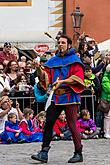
[53,118,67,136]
[19,119,34,136]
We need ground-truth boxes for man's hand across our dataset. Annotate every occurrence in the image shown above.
[52,77,63,90]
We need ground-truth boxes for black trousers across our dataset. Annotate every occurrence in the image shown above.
[42,102,82,152]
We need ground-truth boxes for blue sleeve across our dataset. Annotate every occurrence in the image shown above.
[34,84,47,103]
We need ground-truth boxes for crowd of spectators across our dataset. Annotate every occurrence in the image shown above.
[0,35,110,144]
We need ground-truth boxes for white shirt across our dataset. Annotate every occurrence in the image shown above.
[0,74,10,94]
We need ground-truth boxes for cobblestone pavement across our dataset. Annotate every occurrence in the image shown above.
[0,139,110,165]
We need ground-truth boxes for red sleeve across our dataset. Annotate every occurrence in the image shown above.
[53,121,62,136]
[68,63,84,93]
[72,63,84,80]
[19,121,33,135]
[0,52,5,62]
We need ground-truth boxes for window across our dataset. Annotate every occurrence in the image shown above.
[0,0,32,6]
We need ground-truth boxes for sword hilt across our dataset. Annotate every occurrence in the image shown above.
[52,77,59,91]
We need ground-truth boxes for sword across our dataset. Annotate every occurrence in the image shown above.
[45,86,56,111]
[45,77,59,111]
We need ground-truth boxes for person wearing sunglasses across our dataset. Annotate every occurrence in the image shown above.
[0,42,17,66]
[31,34,85,163]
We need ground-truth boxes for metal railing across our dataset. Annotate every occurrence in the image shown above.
[10,94,97,121]
[81,94,96,121]
[10,96,35,110]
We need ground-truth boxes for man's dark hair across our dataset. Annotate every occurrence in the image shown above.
[59,34,72,45]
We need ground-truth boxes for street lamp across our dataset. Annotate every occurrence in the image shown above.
[71,6,84,39]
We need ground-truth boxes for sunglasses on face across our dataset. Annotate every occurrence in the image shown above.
[5,46,11,48]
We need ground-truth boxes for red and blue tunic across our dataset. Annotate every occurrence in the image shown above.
[43,48,84,105]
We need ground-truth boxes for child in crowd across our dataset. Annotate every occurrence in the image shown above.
[84,65,101,95]
[18,56,26,69]
[77,109,99,139]
[33,111,46,132]
[81,65,101,119]
[53,111,72,140]
[19,108,43,142]
[0,113,28,144]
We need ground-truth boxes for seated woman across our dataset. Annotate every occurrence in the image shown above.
[4,60,18,88]
[77,109,99,139]
[11,73,33,94]
[10,74,33,111]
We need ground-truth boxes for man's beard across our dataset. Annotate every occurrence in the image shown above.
[59,48,68,56]
[59,48,64,53]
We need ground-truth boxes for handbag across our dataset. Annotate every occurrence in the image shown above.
[97,99,110,113]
